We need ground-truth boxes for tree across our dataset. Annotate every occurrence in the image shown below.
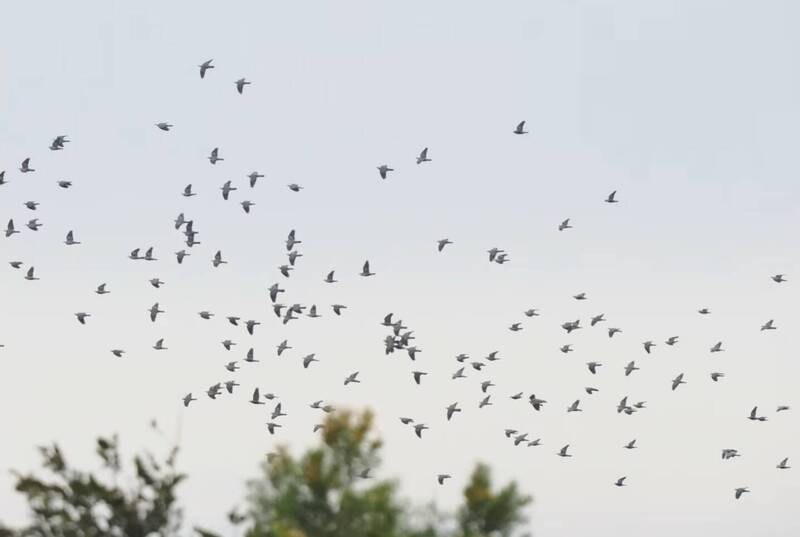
[458,464,531,537]
[241,409,531,537]
[6,434,186,537]
[2,410,532,537]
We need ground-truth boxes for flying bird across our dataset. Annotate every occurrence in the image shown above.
[605,191,619,203]
[235,78,251,94]
[360,261,375,277]
[377,165,394,179]
[208,147,223,164]
[416,148,431,164]
[199,59,214,78]
[513,121,528,135]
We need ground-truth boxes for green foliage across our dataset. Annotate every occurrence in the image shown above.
[2,410,532,537]
[458,464,532,537]
[7,434,185,537]
[242,410,531,537]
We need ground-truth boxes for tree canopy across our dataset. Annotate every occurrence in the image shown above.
[2,410,532,537]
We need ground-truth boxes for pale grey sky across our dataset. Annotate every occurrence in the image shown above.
[1,1,799,536]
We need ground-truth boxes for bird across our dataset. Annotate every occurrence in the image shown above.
[221,181,237,200]
[665,336,679,346]
[360,261,375,277]
[643,341,655,354]
[567,400,582,412]
[624,361,639,377]
[332,304,347,316]
[557,445,572,458]
[747,406,767,422]
[9,261,23,269]
[614,477,627,487]
[24,201,39,210]
[199,59,214,78]
[734,487,749,499]
[710,341,724,353]
[64,231,81,245]
[244,348,258,363]
[212,251,227,267]
[19,158,34,173]
[558,218,572,231]
[777,405,790,412]
[777,458,790,469]
[222,340,236,351]
[288,183,303,192]
[446,403,461,421]
[573,292,587,300]
[608,327,622,338]
[413,423,428,438]
[452,367,466,380]
[144,247,157,261]
[277,340,291,356]
[0,171,5,185]
[760,319,776,331]
[24,267,39,281]
[671,373,686,391]
[710,372,725,382]
[208,147,223,164]
[698,307,711,315]
[250,388,265,405]
[241,200,255,214]
[771,274,787,283]
[437,474,451,485]
[175,250,189,264]
[377,165,394,179]
[509,323,522,332]
[4,220,19,238]
[412,371,427,385]
[416,148,431,164]
[481,380,495,393]
[344,372,360,386]
[513,121,528,135]
[302,354,318,368]
[26,219,42,231]
[224,381,240,394]
[57,180,72,188]
[49,135,69,150]
[529,395,547,411]
[155,122,173,131]
[248,171,264,187]
[153,338,167,350]
[266,422,281,435]
[721,449,740,460]
[75,312,91,325]
[235,78,251,94]
[560,344,573,354]
[149,278,165,289]
[149,303,164,322]
[524,308,540,317]
[244,320,260,336]
[183,393,197,407]
[587,362,602,374]
[437,239,453,252]
[624,439,637,450]
[585,387,599,395]
[590,314,605,326]
[605,191,619,203]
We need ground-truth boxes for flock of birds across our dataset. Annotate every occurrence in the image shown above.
[1,58,793,503]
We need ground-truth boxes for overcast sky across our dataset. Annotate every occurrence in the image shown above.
[1,1,799,536]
